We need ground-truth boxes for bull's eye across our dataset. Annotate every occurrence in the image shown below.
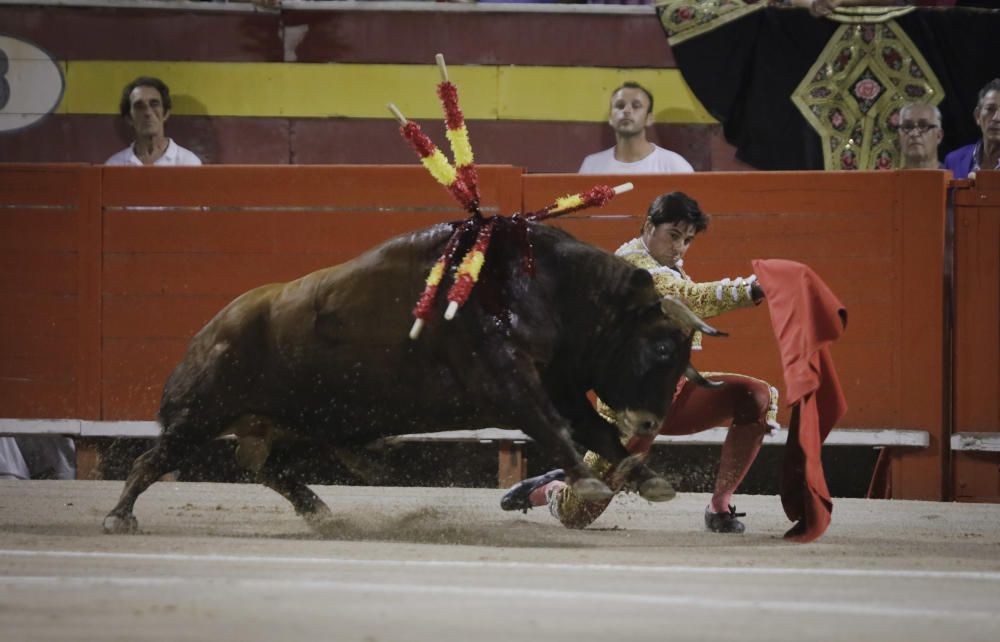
[654,340,673,361]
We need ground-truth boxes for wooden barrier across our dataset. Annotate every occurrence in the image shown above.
[0,164,101,420]
[952,171,1000,501]
[0,165,981,499]
[525,171,951,499]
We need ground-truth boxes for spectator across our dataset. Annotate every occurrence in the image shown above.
[500,192,778,534]
[0,436,76,480]
[578,82,694,174]
[944,78,1000,179]
[106,76,202,166]
[898,102,943,169]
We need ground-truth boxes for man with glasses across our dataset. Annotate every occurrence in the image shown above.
[944,78,1000,179]
[898,102,943,169]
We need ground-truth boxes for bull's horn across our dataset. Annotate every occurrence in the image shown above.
[660,296,728,337]
[685,364,724,388]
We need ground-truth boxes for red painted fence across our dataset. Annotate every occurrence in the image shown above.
[1,164,995,500]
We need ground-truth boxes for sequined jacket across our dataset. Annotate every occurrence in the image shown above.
[614,236,758,349]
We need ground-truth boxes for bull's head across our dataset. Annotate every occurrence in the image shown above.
[595,281,725,440]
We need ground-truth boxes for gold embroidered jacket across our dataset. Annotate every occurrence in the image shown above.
[614,237,758,349]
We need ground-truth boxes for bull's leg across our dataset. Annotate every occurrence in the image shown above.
[255,441,335,533]
[482,347,612,501]
[527,425,614,502]
[102,433,208,534]
[566,401,675,502]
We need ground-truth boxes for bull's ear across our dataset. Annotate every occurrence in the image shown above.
[628,267,654,291]
[660,296,728,337]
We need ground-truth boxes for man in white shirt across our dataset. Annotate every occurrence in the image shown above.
[578,81,694,175]
[106,76,202,166]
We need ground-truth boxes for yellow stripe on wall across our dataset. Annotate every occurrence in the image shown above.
[60,61,716,124]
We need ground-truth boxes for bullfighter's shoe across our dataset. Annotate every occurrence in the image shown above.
[704,505,747,534]
[500,469,566,513]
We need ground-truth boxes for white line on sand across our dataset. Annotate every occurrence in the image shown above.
[2,548,999,582]
[0,574,997,621]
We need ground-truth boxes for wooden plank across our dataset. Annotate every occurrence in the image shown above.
[101,337,187,420]
[76,165,102,419]
[0,252,79,294]
[102,294,235,339]
[0,210,80,252]
[524,172,898,219]
[0,419,81,435]
[0,382,78,418]
[497,442,528,489]
[954,197,1000,430]
[0,164,89,205]
[17,420,928,448]
[80,420,160,438]
[889,170,950,500]
[952,180,1000,502]
[953,453,1000,501]
[103,212,465,255]
[0,297,79,359]
[100,165,519,208]
[952,433,1000,453]
[0,356,77,382]
[0,166,97,422]
[102,254,340,296]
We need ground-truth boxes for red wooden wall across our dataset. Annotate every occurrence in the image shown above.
[0,165,101,419]
[1,164,986,500]
[953,172,1000,501]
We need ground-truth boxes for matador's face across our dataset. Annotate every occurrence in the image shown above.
[642,220,697,270]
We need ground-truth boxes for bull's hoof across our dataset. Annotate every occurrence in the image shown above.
[302,504,337,534]
[102,513,138,534]
[572,478,614,502]
[638,477,676,502]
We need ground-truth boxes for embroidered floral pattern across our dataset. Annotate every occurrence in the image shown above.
[792,19,944,170]
[656,0,766,46]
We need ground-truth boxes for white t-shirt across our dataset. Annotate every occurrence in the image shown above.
[578,144,693,174]
[105,138,202,166]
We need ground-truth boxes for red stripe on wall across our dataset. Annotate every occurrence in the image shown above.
[0,6,675,67]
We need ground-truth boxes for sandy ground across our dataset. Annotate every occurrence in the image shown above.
[1,480,998,642]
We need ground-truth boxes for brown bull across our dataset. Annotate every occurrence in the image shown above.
[103,221,718,534]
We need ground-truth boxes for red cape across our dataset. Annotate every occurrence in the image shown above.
[753,259,848,543]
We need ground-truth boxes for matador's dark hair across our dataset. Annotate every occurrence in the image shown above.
[645,191,710,234]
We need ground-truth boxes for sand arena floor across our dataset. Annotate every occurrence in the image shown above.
[1,480,998,642]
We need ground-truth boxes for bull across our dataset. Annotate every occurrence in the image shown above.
[103,220,721,534]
